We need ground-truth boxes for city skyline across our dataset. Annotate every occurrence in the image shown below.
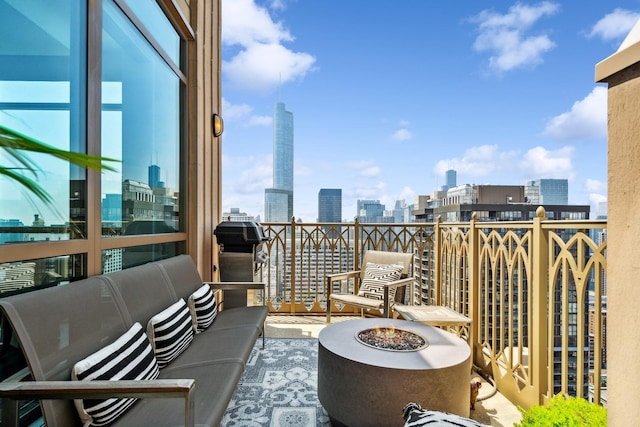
[220,1,639,222]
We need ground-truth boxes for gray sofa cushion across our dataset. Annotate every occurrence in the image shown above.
[111,360,245,427]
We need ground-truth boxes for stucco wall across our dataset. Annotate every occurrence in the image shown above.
[600,60,640,425]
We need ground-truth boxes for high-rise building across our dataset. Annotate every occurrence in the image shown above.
[318,189,342,223]
[148,164,161,188]
[265,102,294,221]
[442,169,457,191]
[526,179,568,205]
[357,200,393,223]
[318,189,342,238]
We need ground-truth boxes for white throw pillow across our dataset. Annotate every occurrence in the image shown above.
[188,284,217,333]
[357,262,403,301]
[72,322,159,426]
[147,299,194,368]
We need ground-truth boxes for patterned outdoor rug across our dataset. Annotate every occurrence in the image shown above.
[220,338,332,427]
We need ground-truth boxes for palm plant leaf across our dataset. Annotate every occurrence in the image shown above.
[0,125,120,205]
[1,125,119,171]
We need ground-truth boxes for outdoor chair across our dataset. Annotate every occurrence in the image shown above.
[326,250,414,323]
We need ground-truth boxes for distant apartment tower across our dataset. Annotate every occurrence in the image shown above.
[526,179,568,205]
[265,102,294,222]
[318,189,342,238]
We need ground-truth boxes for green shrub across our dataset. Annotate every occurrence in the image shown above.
[515,394,607,426]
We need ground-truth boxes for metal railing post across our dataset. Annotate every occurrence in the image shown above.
[531,207,549,405]
[290,217,296,314]
[433,216,442,306]
[468,213,480,356]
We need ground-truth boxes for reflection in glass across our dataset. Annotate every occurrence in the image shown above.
[0,0,87,243]
[0,254,86,296]
[103,241,185,272]
[122,0,181,66]
[101,0,183,237]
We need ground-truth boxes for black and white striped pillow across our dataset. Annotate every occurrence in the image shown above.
[357,262,404,301]
[72,322,160,427]
[147,299,194,368]
[188,284,217,332]
[403,402,487,426]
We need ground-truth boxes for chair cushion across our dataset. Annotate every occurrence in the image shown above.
[188,284,217,332]
[71,322,160,427]
[147,299,194,368]
[357,262,403,301]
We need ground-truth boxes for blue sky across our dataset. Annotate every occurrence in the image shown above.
[221,1,640,222]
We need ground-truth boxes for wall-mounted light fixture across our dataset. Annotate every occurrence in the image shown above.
[212,113,224,137]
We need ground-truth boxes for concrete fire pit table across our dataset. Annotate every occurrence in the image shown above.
[318,318,471,427]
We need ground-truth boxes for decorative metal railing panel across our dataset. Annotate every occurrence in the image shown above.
[254,209,607,409]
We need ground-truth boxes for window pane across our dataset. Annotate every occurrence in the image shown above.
[0,0,87,243]
[122,0,181,66]
[101,0,182,236]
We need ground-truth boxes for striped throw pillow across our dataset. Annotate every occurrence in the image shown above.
[147,299,194,368]
[188,284,217,332]
[72,322,160,427]
[357,262,403,301]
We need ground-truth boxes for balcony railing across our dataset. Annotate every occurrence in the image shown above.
[255,207,607,410]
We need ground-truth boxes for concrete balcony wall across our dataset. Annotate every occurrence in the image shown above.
[596,24,640,426]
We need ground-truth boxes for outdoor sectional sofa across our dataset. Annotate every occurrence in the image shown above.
[0,254,268,427]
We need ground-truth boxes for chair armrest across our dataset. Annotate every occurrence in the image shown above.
[382,277,415,317]
[0,379,195,427]
[325,271,360,297]
[326,270,360,282]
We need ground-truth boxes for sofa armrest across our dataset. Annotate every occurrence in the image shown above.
[0,379,195,427]
[206,281,265,291]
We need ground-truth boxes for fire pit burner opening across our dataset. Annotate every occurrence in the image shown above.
[355,327,429,352]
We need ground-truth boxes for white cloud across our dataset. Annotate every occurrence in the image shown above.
[222,0,316,92]
[221,98,252,121]
[222,0,292,46]
[434,144,519,177]
[471,2,559,73]
[391,128,413,142]
[587,8,640,41]
[398,186,415,202]
[584,178,606,194]
[224,154,272,194]
[542,87,607,141]
[224,43,315,92]
[248,115,272,126]
[519,146,575,179]
[222,97,272,127]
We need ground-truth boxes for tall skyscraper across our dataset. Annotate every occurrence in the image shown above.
[446,169,457,190]
[265,102,294,221]
[148,164,161,188]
